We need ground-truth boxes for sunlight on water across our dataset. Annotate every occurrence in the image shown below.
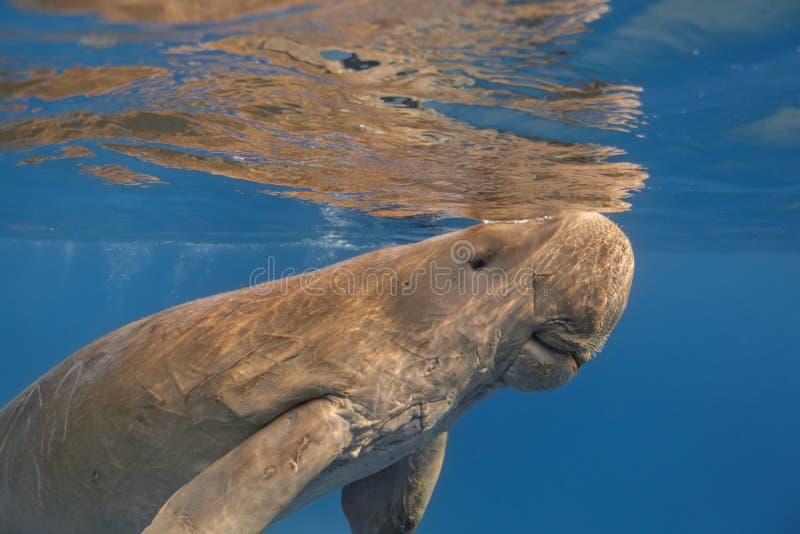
[1,0,646,220]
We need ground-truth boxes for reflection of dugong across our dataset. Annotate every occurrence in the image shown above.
[0,212,633,533]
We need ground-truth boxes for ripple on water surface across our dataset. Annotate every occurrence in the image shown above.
[1,0,646,223]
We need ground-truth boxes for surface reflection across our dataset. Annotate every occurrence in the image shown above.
[1,0,646,220]
[15,0,321,23]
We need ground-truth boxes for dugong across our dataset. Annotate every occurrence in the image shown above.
[0,212,633,533]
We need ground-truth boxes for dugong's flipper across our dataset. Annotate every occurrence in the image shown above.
[144,399,352,534]
[342,432,448,534]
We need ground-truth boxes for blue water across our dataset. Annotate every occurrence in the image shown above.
[1,0,798,532]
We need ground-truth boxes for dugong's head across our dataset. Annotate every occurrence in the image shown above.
[379,211,632,393]
[497,212,634,391]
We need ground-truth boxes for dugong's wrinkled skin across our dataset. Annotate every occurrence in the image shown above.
[0,212,633,533]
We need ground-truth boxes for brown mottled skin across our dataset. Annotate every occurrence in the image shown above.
[0,212,633,533]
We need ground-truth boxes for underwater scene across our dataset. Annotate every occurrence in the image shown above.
[0,0,798,532]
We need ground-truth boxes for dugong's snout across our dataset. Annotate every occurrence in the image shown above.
[501,212,634,392]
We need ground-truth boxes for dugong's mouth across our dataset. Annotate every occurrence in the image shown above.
[524,334,583,371]
[500,332,588,391]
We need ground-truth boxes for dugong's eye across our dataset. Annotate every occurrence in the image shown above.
[468,249,495,270]
[469,257,487,270]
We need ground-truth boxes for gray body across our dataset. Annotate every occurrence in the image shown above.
[0,212,634,533]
